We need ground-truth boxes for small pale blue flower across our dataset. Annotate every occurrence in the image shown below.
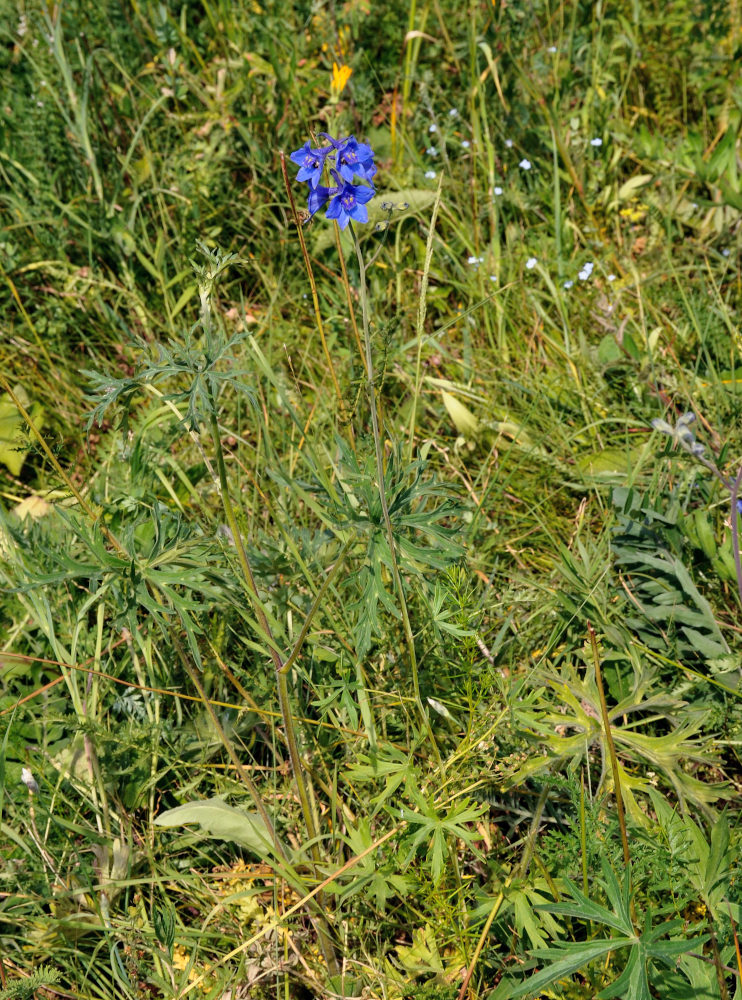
[590,137,603,147]
[519,158,531,170]
[426,146,438,156]
[461,140,470,149]
[505,139,513,148]
[563,280,573,289]
[526,257,537,269]
[449,108,459,118]
[429,123,437,133]
[607,274,616,282]
[424,170,436,179]
[493,186,503,196]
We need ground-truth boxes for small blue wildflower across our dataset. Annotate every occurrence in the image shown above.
[526,257,537,269]
[289,140,333,187]
[505,139,513,148]
[489,274,498,282]
[467,255,484,265]
[461,140,470,149]
[493,186,503,196]
[563,280,573,289]
[449,108,459,118]
[722,248,731,257]
[590,137,603,147]
[547,45,557,53]
[424,170,436,179]
[578,261,594,281]
[325,174,375,230]
[737,499,742,516]
[519,158,531,170]
[607,274,616,282]
[429,123,438,133]
[324,134,377,183]
[426,146,438,156]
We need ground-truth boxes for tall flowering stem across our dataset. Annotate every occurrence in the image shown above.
[288,132,444,762]
[349,221,443,768]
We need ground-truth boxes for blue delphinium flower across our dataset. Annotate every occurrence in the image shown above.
[289,140,333,188]
[323,134,377,183]
[325,173,375,230]
[290,132,376,228]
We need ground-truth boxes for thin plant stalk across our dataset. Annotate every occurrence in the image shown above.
[349,222,442,769]
[168,632,340,972]
[588,623,631,873]
[731,467,742,606]
[207,404,340,976]
[407,176,443,463]
[333,222,368,377]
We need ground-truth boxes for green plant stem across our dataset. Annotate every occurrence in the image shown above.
[349,223,442,770]
[168,631,339,974]
[731,466,742,606]
[333,223,368,377]
[206,406,339,977]
[279,151,344,418]
[407,177,443,464]
[588,623,631,873]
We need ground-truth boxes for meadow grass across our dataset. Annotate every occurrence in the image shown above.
[1,1,742,998]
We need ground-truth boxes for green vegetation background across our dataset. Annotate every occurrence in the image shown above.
[1,1,742,998]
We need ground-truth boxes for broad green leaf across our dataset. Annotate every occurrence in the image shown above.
[616,173,653,202]
[154,798,274,857]
[441,390,479,437]
[576,446,641,481]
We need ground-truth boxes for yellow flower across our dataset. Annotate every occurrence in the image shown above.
[331,62,352,99]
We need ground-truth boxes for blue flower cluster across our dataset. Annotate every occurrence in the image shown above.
[290,133,376,230]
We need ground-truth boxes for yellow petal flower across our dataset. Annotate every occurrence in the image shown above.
[331,62,352,97]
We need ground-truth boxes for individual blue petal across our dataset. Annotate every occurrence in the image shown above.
[307,184,334,217]
[326,195,348,228]
[350,202,369,224]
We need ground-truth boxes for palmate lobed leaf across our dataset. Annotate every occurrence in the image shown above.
[502,938,631,999]
[503,863,710,1000]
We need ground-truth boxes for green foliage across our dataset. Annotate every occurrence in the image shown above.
[500,861,709,1000]
[2,0,742,997]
